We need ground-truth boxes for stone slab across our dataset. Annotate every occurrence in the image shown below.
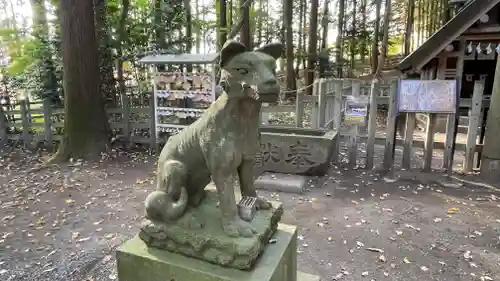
[139,190,283,270]
[117,223,301,281]
[255,172,307,194]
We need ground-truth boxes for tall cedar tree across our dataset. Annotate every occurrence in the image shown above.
[54,0,109,160]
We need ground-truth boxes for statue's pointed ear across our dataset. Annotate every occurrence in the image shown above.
[219,40,247,68]
[254,43,284,60]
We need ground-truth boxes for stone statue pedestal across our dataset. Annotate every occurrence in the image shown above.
[138,190,283,270]
[116,223,320,281]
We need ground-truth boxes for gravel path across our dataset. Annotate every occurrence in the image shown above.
[1,146,499,281]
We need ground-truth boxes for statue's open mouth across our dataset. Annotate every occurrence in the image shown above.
[247,85,280,103]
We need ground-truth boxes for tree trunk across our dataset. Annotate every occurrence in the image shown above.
[195,0,201,53]
[154,0,166,71]
[94,0,117,106]
[320,0,329,50]
[359,0,367,63]
[218,0,228,50]
[442,0,450,23]
[377,0,391,72]
[429,0,434,34]
[349,0,357,77]
[279,10,286,71]
[256,0,263,46]
[240,0,251,49]
[335,0,345,77]
[229,0,233,26]
[480,56,500,180]
[424,0,430,39]
[284,0,296,92]
[371,0,381,74]
[367,0,391,168]
[305,0,319,94]
[116,0,129,103]
[404,0,415,56]
[30,0,60,105]
[55,0,109,160]
[265,0,270,41]
[184,0,193,72]
[302,3,308,71]
[154,0,165,49]
[296,0,304,75]
[416,0,421,46]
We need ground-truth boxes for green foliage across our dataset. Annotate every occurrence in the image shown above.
[0,0,450,97]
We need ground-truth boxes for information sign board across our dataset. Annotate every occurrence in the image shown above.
[344,95,368,125]
[397,80,458,113]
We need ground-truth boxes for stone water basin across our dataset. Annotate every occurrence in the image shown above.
[254,126,338,176]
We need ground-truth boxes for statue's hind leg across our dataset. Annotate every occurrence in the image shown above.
[187,173,211,207]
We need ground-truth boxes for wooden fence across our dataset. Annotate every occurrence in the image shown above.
[310,78,489,173]
[0,79,490,173]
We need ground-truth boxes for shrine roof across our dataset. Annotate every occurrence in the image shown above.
[397,0,500,72]
[139,53,218,65]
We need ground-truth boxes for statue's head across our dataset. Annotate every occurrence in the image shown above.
[219,40,283,103]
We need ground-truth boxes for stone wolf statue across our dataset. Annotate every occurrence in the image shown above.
[145,40,283,238]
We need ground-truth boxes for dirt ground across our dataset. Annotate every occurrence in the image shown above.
[1,142,500,281]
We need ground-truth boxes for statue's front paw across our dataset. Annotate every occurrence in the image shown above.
[223,217,257,237]
[255,197,272,210]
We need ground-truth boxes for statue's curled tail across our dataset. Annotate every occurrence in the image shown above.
[145,160,189,221]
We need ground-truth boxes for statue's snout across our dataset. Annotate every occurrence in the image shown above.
[257,78,280,103]
[259,78,280,94]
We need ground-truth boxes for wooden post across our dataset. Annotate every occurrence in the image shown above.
[43,98,53,150]
[421,66,438,172]
[260,103,269,125]
[365,77,380,169]
[310,82,320,129]
[295,92,304,127]
[310,106,318,129]
[423,113,437,172]
[476,107,487,169]
[317,79,327,128]
[323,79,334,130]
[348,80,361,168]
[333,80,342,132]
[149,96,157,151]
[401,112,416,170]
[26,97,31,123]
[331,80,342,164]
[326,79,336,130]
[464,81,484,172]
[20,100,30,147]
[443,40,465,172]
[122,94,131,143]
[0,106,7,148]
[383,80,398,170]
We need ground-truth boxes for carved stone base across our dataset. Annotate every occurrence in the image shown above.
[117,224,320,281]
[139,190,283,270]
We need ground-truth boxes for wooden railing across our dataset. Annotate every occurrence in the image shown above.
[0,79,491,173]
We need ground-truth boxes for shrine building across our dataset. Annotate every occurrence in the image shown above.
[396,0,500,133]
